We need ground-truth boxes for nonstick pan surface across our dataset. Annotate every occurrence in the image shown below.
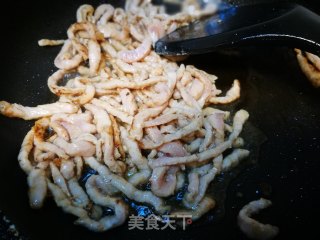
[0,0,319,239]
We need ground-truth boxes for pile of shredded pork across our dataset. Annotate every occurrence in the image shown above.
[0,0,278,237]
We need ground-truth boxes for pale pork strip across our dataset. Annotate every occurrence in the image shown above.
[38,39,65,46]
[0,101,78,120]
[238,199,279,239]
[94,76,166,90]
[209,80,241,104]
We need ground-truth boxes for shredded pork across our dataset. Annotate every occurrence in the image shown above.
[0,0,256,233]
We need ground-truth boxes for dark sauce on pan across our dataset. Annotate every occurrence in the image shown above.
[79,167,97,186]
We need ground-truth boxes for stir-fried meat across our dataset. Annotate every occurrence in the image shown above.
[0,0,253,233]
[238,198,279,239]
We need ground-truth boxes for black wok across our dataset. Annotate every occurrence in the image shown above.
[0,0,320,239]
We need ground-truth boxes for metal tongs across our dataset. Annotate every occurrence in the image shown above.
[155,1,320,56]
